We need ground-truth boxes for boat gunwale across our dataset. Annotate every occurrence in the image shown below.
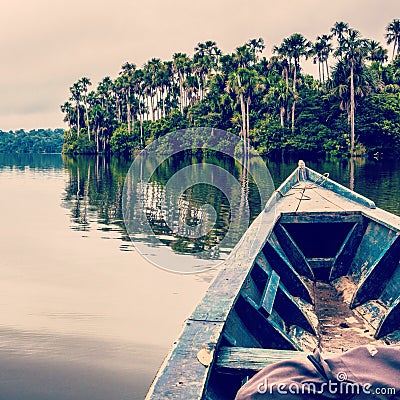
[144,166,303,399]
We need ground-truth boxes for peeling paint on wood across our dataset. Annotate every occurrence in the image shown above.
[145,165,400,400]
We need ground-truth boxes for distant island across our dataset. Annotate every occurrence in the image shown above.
[0,129,63,153]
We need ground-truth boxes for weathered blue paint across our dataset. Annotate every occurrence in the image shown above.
[146,163,400,400]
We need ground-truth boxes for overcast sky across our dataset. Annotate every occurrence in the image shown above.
[0,0,398,131]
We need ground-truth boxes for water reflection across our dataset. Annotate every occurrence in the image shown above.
[61,155,400,261]
[62,156,132,249]
[1,153,399,400]
[349,157,355,191]
[0,153,64,171]
[63,153,266,267]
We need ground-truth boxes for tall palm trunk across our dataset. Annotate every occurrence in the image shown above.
[284,68,289,92]
[325,60,329,81]
[127,102,131,134]
[85,105,90,140]
[126,89,131,134]
[139,98,144,148]
[178,72,184,112]
[280,106,285,128]
[76,106,80,137]
[350,62,355,157]
[96,126,100,153]
[117,99,121,123]
[150,93,155,122]
[291,64,297,133]
[318,61,322,82]
[162,87,166,118]
[236,74,247,147]
[284,68,290,124]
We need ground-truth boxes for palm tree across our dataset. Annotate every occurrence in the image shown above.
[69,82,82,137]
[272,44,292,127]
[319,34,333,81]
[246,38,265,66]
[79,77,92,140]
[60,101,74,131]
[227,43,263,147]
[334,28,369,156]
[119,62,136,134]
[226,69,247,148]
[226,68,264,152]
[367,40,388,64]
[132,69,146,148]
[172,53,191,112]
[264,79,291,128]
[193,41,221,102]
[96,77,117,151]
[196,41,221,72]
[312,39,325,82]
[233,44,254,68]
[331,21,349,44]
[385,19,400,60]
[89,103,105,153]
[312,36,332,82]
[283,33,312,132]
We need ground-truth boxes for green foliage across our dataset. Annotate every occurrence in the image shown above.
[146,111,188,143]
[250,119,287,155]
[357,92,400,157]
[110,125,138,155]
[0,129,63,153]
[62,130,96,154]
[60,23,400,159]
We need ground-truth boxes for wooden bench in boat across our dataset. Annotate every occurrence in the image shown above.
[216,346,306,373]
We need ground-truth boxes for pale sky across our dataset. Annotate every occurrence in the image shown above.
[0,0,398,131]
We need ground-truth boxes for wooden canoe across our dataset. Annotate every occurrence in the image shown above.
[145,161,400,400]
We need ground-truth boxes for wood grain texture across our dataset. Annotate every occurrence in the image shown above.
[216,346,305,372]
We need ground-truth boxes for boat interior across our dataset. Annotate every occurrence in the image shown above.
[206,210,400,399]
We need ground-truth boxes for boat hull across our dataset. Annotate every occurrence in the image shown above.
[146,164,400,400]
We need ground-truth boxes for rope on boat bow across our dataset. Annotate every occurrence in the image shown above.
[293,161,330,203]
[295,160,329,190]
[275,160,329,199]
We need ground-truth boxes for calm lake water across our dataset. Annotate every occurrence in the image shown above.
[0,153,399,400]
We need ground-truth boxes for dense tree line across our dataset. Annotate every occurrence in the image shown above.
[0,129,64,153]
[61,19,400,158]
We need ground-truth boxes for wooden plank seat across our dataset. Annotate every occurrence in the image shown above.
[215,346,305,373]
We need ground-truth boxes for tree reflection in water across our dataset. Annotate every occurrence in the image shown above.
[62,152,263,261]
